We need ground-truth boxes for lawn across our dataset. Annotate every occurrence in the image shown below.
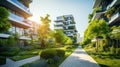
[21,45,78,67]
[84,46,120,67]
[10,49,41,61]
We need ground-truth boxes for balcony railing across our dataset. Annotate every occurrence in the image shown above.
[0,33,10,38]
[9,12,24,22]
[107,0,117,10]
[109,12,119,24]
[19,36,31,40]
[7,0,32,14]
[66,34,74,37]
[54,27,63,29]
[54,22,63,25]
[92,11,105,20]
[9,12,31,28]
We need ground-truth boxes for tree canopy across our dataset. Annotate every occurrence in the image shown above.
[37,14,51,47]
[0,6,11,33]
[83,19,109,44]
[54,30,65,44]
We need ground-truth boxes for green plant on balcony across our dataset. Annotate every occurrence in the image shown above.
[71,20,76,24]
[93,7,102,14]
[68,26,75,29]
[13,32,20,40]
[62,16,67,21]
[117,6,120,12]
[88,13,93,20]
[105,7,115,18]
[18,0,31,8]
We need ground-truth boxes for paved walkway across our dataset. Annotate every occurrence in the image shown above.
[59,46,100,67]
[0,56,40,67]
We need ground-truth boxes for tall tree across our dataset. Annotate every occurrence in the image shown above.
[110,26,120,48]
[37,14,51,48]
[0,7,11,33]
[54,30,65,45]
[83,19,109,44]
[64,36,73,45]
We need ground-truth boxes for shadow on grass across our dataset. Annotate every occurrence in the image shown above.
[30,59,47,67]
[99,64,109,67]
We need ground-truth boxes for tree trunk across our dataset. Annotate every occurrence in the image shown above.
[96,39,98,52]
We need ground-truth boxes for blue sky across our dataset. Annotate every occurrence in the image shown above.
[29,0,94,37]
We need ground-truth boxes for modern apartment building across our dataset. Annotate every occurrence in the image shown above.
[31,21,39,40]
[54,15,77,43]
[92,0,120,26]
[0,0,33,47]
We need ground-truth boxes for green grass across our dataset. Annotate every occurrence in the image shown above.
[10,49,41,61]
[21,45,78,67]
[90,55,120,67]
[84,46,120,67]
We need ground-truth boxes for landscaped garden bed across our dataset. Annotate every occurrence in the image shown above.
[21,45,78,67]
[84,45,120,67]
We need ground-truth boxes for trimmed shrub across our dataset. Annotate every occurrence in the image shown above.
[47,58,55,64]
[53,56,60,62]
[56,49,65,57]
[40,49,57,59]
[0,56,6,65]
[1,51,17,56]
[0,47,20,56]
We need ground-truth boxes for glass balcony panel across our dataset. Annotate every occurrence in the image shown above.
[7,0,31,13]
[9,12,24,22]
[109,12,119,23]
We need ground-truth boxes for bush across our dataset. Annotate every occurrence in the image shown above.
[9,47,20,52]
[65,45,73,49]
[7,36,16,47]
[0,56,6,65]
[53,56,60,62]
[1,51,17,56]
[116,48,120,55]
[56,49,65,57]
[110,46,116,55]
[0,47,20,56]
[47,58,55,64]
[40,49,57,59]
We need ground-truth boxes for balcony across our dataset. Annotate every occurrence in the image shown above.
[66,33,74,37]
[67,24,75,26]
[92,11,105,20]
[0,0,32,17]
[9,12,32,28]
[54,19,64,22]
[54,22,64,26]
[107,0,120,10]
[109,12,120,25]
[19,36,31,40]
[93,0,102,8]
[0,33,10,38]
[54,27,63,29]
